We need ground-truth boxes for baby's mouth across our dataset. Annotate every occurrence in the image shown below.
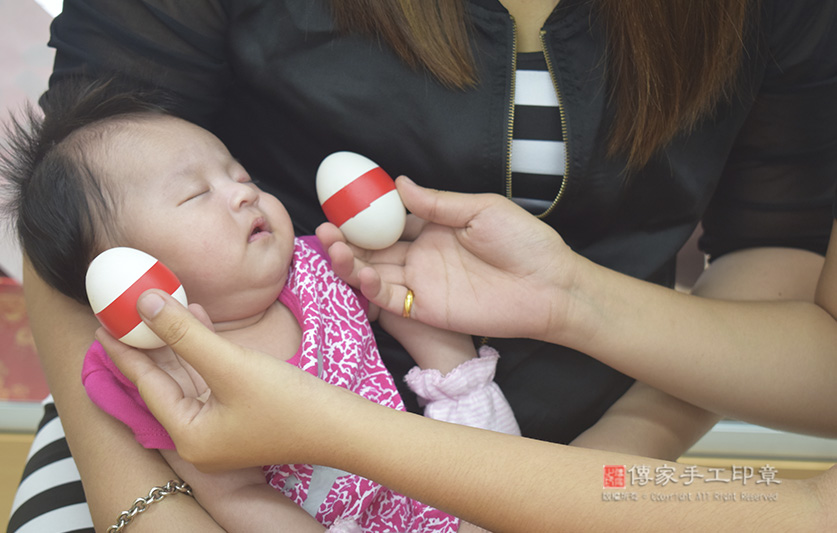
[249,217,271,241]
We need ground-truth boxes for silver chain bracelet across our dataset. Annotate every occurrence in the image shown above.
[107,479,193,532]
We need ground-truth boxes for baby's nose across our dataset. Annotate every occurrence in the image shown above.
[231,182,259,209]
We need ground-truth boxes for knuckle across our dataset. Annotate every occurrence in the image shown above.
[157,314,191,348]
[174,433,207,464]
[175,442,198,464]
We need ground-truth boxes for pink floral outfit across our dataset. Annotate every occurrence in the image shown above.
[82,237,459,532]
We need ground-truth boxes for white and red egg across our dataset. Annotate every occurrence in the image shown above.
[86,247,188,349]
[316,152,406,250]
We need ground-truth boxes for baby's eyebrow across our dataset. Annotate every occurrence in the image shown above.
[165,162,203,202]
[171,157,200,180]
[229,156,247,172]
[171,145,214,177]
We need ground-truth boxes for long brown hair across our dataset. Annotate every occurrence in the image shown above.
[331,0,753,169]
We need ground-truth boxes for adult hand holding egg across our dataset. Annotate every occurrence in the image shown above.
[317,176,578,343]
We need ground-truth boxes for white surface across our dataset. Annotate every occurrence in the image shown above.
[0,228,23,281]
[514,70,560,106]
[688,420,837,461]
[0,0,56,281]
[34,0,61,17]
[0,400,44,432]
[86,247,159,312]
[316,151,379,200]
[510,138,565,176]
[338,190,406,250]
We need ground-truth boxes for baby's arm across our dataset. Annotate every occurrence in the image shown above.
[378,311,520,435]
[159,449,327,533]
[378,310,476,373]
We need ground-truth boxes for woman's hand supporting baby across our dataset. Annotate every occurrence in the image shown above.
[97,291,346,472]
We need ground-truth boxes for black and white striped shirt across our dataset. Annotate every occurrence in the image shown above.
[509,51,566,217]
[7,398,94,533]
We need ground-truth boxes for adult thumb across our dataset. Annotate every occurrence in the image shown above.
[135,289,243,383]
[395,176,498,230]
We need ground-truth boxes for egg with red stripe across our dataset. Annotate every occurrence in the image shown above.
[316,151,406,249]
[86,247,188,349]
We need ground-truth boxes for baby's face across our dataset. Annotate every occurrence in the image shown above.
[100,115,295,324]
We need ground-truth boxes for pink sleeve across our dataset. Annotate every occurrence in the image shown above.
[81,341,175,449]
[404,345,521,436]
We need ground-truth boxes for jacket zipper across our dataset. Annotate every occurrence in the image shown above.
[503,22,570,220]
[536,29,569,219]
[504,16,518,201]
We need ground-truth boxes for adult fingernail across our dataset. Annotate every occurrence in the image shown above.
[138,292,165,318]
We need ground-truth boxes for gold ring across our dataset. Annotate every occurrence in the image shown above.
[402,289,414,318]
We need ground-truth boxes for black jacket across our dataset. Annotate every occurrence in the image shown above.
[47,0,837,442]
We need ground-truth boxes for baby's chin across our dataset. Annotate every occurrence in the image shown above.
[204,282,288,332]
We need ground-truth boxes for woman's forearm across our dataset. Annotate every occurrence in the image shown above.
[555,245,837,436]
[22,259,223,531]
[556,245,837,436]
[319,388,830,533]
[105,289,835,532]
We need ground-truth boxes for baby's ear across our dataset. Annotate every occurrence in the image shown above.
[188,303,215,332]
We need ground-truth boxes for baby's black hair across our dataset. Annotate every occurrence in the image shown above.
[0,76,177,304]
